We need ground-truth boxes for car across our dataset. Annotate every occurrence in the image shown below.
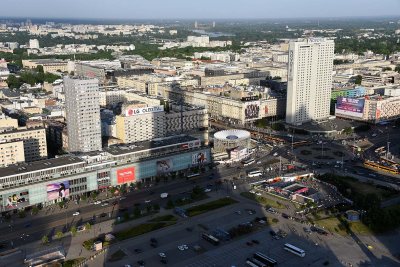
[93,200,101,205]
[256,161,262,164]
[112,200,118,205]
[99,212,107,218]
[178,245,185,251]
[150,238,157,243]
[137,260,145,266]
[159,252,166,258]
[252,239,260,244]
[235,210,242,215]
[77,225,86,232]
[255,192,262,196]
[144,200,152,203]
[72,211,80,216]
[124,265,131,267]
[182,244,188,250]
[101,201,109,206]
[204,188,212,193]
[134,248,143,254]
[246,241,253,246]
[160,258,168,264]
[269,230,277,236]
[119,197,126,201]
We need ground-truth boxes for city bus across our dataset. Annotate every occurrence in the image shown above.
[246,258,267,267]
[242,158,255,166]
[247,170,263,177]
[253,252,278,267]
[202,233,220,246]
[186,173,200,178]
[284,243,305,257]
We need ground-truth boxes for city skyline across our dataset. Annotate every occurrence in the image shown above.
[1,0,400,20]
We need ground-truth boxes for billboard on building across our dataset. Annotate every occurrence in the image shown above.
[335,97,365,118]
[181,139,201,149]
[244,102,260,120]
[47,181,70,201]
[2,190,30,211]
[125,105,164,117]
[192,151,207,165]
[117,167,135,184]
[157,159,174,174]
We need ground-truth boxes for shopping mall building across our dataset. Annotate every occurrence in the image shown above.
[0,135,210,212]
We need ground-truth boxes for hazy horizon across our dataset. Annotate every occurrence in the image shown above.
[1,0,399,20]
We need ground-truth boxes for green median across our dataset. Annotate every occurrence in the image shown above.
[186,197,238,217]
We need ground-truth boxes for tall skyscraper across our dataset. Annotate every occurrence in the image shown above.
[286,38,334,125]
[64,76,102,153]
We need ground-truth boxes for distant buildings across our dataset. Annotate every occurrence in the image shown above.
[64,76,102,153]
[286,38,334,125]
[29,39,40,49]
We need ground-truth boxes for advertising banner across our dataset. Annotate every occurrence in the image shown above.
[117,167,135,184]
[47,181,70,201]
[244,102,260,120]
[192,152,207,165]
[125,105,164,117]
[2,190,29,210]
[157,159,174,174]
[335,97,365,118]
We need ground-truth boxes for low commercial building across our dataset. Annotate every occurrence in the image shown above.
[0,135,210,211]
[22,59,68,72]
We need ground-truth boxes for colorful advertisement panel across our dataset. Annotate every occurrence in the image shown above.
[244,102,260,120]
[192,152,207,165]
[117,167,135,184]
[2,190,30,210]
[157,159,174,174]
[47,181,70,201]
[335,97,365,118]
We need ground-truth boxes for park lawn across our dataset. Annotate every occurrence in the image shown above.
[115,221,176,241]
[349,221,372,235]
[240,192,285,209]
[63,258,85,267]
[186,197,238,217]
[346,179,395,199]
[108,249,126,262]
[315,217,348,236]
[147,214,178,223]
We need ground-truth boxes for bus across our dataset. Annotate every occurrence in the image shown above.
[246,258,266,267]
[202,233,220,246]
[187,173,200,178]
[242,159,255,166]
[247,170,263,177]
[284,243,305,257]
[253,252,277,267]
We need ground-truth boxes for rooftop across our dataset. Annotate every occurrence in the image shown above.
[0,155,84,178]
[104,135,198,156]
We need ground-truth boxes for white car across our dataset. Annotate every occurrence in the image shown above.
[204,188,212,193]
[145,200,152,203]
[255,192,262,196]
[249,190,256,194]
[72,211,80,216]
[159,252,166,258]
[178,245,185,251]
[93,200,101,205]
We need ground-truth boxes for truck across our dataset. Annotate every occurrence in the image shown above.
[160,193,168,198]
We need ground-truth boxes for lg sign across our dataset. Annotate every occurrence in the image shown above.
[125,106,164,116]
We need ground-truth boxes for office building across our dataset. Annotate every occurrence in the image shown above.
[64,76,102,153]
[0,140,25,167]
[286,38,334,125]
[29,39,40,49]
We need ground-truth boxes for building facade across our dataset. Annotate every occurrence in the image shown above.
[64,76,102,153]
[286,38,334,125]
[0,127,47,162]
[0,140,25,167]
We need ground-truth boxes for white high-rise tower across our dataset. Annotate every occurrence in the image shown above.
[286,38,334,125]
[64,76,102,153]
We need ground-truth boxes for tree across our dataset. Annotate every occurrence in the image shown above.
[6,74,22,88]
[354,75,362,85]
[85,222,92,231]
[41,235,49,244]
[31,206,39,215]
[395,64,400,74]
[36,65,44,73]
[55,231,64,240]
[70,226,77,236]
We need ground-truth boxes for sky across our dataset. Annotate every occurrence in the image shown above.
[1,0,400,20]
